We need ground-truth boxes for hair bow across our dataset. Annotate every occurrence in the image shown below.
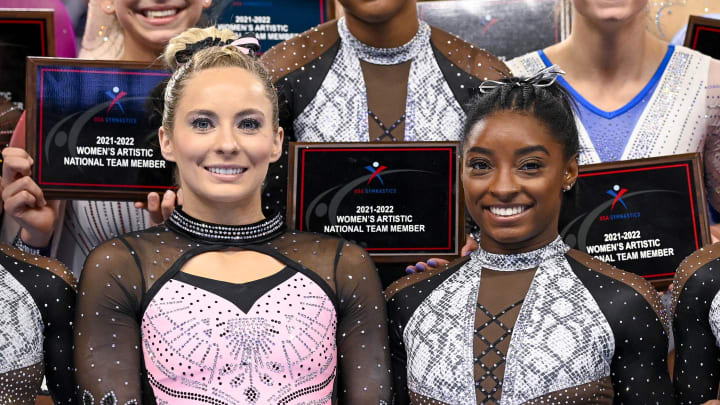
[174,33,261,65]
[479,64,565,94]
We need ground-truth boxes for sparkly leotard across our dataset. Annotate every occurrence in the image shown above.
[670,242,720,404]
[386,237,673,404]
[0,244,76,404]
[259,17,510,216]
[74,208,391,404]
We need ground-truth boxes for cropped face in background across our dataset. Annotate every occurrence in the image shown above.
[159,67,283,208]
[462,110,578,254]
[572,0,648,24]
[338,0,413,23]
[102,0,211,52]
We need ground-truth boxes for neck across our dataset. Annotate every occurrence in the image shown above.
[181,192,265,226]
[556,11,665,80]
[343,3,419,48]
[121,34,162,62]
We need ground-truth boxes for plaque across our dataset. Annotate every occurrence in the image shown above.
[559,154,711,286]
[288,142,463,262]
[417,0,570,59]
[684,15,720,58]
[0,9,54,109]
[204,0,327,53]
[25,57,176,200]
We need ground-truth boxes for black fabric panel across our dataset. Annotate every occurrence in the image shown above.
[174,267,295,313]
[431,44,484,114]
[566,255,675,404]
[673,258,720,404]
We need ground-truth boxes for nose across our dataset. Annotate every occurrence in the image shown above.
[215,124,240,155]
[489,166,520,201]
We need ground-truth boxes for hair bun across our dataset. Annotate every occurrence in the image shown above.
[163,27,237,70]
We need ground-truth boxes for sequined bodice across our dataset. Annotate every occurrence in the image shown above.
[387,242,673,404]
[75,208,391,405]
[143,270,337,404]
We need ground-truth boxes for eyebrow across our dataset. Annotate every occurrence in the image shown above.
[515,145,550,156]
[466,145,550,156]
[467,146,494,155]
[186,108,266,119]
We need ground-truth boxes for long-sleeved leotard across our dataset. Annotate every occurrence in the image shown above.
[0,244,76,404]
[671,242,720,404]
[74,208,391,404]
[386,237,673,405]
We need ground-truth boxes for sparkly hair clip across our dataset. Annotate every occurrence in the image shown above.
[479,64,565,94]
[174,33,261,65]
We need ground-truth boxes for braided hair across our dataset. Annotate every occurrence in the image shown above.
[463,66,580,160]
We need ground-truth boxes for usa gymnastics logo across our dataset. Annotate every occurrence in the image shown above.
[606,184,628,211]
[598,184,641,222]
[365,161,387,185]
[105,86,127,113]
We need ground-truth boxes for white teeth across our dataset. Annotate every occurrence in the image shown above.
[489,206,527,217]
[144,9,178,18]
[207,167,246,175]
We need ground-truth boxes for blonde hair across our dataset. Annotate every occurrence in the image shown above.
[161,27,279,133]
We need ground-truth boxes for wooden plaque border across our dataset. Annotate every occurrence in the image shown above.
[287,141,465,263]
[683,15,720,55]
[25,57,174,200]
[570,153,711,288]
[0,8,55,57]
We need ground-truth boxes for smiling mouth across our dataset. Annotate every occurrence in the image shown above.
[142,8,180,18]
[206,166,247,175]
[487,205,530,217]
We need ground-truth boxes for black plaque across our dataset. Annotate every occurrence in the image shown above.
[559,154,711,286]
[26,57,176,200]
[684,15,720,58]
[417,0,569,59]
[0,9,54,109]
[288,142,463,262]
[204,0,327,53]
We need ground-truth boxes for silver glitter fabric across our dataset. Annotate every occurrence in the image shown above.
[294,18,465,143]
[501,254,615,405]
[0,265,44,374]
[507,47,711,163]
[403,237,616,404]
[403,258,481,404]
[710,290,720,348]
[472,236,569,271]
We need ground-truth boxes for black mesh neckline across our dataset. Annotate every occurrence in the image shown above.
[166,207,286,246]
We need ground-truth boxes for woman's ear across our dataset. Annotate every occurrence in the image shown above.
[202,0,213,8]
[100,0,115,15]
[158,127,176,162]
[269,126,284,163]
[562,153,579,191]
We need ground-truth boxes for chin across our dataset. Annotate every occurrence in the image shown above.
[343,0,407,23]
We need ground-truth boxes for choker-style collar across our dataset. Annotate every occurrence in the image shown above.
[337,17,430,65]
[471,236,570,271]
[166,208,286,245]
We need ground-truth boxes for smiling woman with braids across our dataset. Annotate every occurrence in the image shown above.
[385,69,674,405]
[73,26,391,405]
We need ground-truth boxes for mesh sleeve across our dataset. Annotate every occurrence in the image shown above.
[43,277,77,403]
[333,241,392,404]
[74,238,145,404]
